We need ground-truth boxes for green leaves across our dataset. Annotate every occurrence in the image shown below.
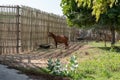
[69,55,78,71]
[47,59,64,75]
[47,58,54,72]
[61,0,96,27]
[75,0,119,21]
[47,55,79,79]
[76,0,92,8]
[60,0,120,39]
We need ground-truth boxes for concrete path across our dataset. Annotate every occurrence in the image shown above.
[0,64,31,80]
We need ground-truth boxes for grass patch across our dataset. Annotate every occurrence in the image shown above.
[76,53,120,80]
[71,41,120,80]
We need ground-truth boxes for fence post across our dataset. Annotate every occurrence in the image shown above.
[16,5,20,53]
[46,14,49,44]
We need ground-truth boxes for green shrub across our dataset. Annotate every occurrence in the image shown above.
[47,55,79,79]
[47,58,65,76]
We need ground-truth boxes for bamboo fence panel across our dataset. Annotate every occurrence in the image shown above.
[0,5,19,55]
[0,5,77,54]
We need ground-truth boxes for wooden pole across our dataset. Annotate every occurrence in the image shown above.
[46,14,49,44]
[16,5,20,53]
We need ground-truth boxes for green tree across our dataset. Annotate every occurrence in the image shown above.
[60,0,96,28]
[61,0,120,46]
[75,0,119,21]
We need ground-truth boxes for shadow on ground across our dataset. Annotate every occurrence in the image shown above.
[98,46,120,53]
[0,42,87,68]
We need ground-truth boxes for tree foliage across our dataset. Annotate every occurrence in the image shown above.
[61,0,120,45]
[61,0,120,26]
[75,0,119,21]
[60,0,95,28]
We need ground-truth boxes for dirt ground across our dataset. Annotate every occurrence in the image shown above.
[0,42,90,80]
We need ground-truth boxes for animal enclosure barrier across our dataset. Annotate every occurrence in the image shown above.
[0,5,77,55]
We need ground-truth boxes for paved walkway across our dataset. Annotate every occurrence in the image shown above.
[0,64,31,80]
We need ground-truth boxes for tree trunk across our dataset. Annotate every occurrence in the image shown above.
[111,25,115,46]
[103,30,106,47]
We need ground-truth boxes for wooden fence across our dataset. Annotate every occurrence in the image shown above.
[0,5,77,55]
